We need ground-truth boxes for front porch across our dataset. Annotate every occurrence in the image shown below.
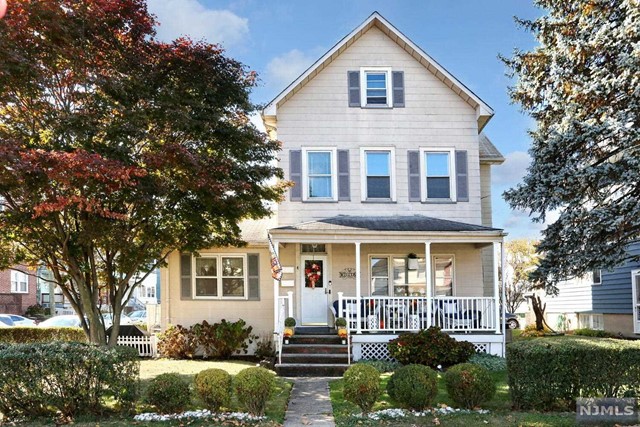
[270,215,507,358]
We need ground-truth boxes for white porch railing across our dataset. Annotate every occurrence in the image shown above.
[274,292,293,364]
[338,294,498,333]
[116,335,158,357]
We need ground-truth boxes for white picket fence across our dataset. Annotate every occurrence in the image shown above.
[116,335,158,357]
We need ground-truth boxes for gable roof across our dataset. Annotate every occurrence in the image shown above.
[262,11,494,131]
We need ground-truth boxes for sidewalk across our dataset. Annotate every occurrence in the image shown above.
[283,377,336,426]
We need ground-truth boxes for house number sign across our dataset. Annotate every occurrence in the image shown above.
[339,268,356,279]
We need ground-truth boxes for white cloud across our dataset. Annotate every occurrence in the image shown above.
[501,208,560,240]
[492,151,531,186]
[265,49,317,93]
[147,0,249,47]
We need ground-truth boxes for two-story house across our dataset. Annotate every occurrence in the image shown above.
[160,12,506,364]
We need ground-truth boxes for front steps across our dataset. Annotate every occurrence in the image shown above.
[275,327,351,377]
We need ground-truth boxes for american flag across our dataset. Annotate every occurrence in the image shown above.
[268,234,283,281]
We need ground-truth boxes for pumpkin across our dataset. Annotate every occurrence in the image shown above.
[283,328,294,338]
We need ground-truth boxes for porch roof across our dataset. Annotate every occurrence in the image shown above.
[270,215,504,243]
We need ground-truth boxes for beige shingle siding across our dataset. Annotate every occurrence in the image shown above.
[276,26,483,226]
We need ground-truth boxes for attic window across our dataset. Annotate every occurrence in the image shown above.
[360,67,392,107]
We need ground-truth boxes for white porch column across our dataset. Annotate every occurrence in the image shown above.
[355,242,362,333]
[493,241,501,334]
[425,241,432,327]
[500,241,506,355]
[273,240,280,332]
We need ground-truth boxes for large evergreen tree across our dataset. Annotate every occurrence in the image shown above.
[0,0,285,345]
[503,0,640,290]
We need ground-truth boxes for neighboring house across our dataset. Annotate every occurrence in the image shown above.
[160,12,506,360]
[544,242,640,336]
[0,265,37,315]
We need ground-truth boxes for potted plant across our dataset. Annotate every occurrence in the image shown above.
[407,253,419,270]
[283,317,296,344]
[335,317,348,344]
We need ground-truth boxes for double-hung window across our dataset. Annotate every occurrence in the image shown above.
[10,270,28,293]
[193,255,247,299]
[360,68,392,107]
[420,148,456,201]
[361,148,395,200]
[303,149,337,201]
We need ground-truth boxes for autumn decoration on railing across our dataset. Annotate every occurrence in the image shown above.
[305,262,322,288]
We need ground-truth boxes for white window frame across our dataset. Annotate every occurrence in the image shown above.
[578,313,604,330]
[368,254,432,297]
[302,148,338,201]
[420,148,457,202]
[360,147,396,201]
[360,67,393,108]
[432,254,456,297]
[192,254,248,300]
[10,270,28,294]
[592,269,602,285]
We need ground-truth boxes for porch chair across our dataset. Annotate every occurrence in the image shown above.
[433,299,482,331]
[331,299,370,330]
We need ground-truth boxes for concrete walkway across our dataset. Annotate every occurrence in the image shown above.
[284,378,336,426]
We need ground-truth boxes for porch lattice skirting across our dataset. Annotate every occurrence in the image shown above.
[352,334,504,361]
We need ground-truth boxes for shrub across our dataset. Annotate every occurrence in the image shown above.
[572,328,616,338]
[343,364,380,415]
[0,326,86,343]
[234,367,275,416]
[0,342,139,420]
[388,327,476,368]
[520,324,554,337]
[158,325,198,359]
[194,319,255,359]
[469,353,507,372]
[387,364,438,410]
[194,368,231,412]
[335,317,347,328]
[284,317,296,327]
[444,363,496,409]
[145,373,191,414]
[255,334,276,359]
[356,359,402,373]
[24,304,47,317]
[508,336,640,410]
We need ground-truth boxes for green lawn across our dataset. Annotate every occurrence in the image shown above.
[24,359,291,427]
[330,370,577,427]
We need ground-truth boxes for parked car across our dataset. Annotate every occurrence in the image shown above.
[3,314,37,326]
[506,313,520,329]
[101,313,132,329]
[128,310,147,324]
[38,315,82,328]
[0,314,15,327]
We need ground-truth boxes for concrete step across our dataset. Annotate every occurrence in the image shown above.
[282,344,349,355]
[281,353,350,364]
[276,363,350,377]
[288,334,343,345]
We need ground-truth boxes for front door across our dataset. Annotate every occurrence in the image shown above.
[301,256,329,325]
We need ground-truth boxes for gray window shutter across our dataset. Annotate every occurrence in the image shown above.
[289,150,302,201]
[456,150,469,202]
[180,253,192,299]
[392,71,405,107]
[338,149,350,201]
[248,253,260,300]
[348,71,360,107]
[408,150,421,201]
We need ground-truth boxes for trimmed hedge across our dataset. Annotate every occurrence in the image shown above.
[508,336,640,410]
[0,327,86,343]
[343,364,380,415]
[145,373,191,414]
[195,368,232,412]
[444,363,496,409]
[0,342,139,419]
[234,367,275,416]
[387,364,438,410]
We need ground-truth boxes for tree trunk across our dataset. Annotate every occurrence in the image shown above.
[530,295,546,331]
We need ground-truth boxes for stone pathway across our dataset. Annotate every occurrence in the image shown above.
[283,377,336,426]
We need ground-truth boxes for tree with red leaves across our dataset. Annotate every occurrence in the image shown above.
[0,0,285,345]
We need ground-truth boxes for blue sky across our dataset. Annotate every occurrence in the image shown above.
[147,0,546,240]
